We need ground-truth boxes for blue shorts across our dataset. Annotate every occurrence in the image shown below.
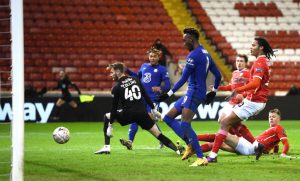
[174,94,202,113]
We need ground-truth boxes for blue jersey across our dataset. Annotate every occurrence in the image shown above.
[127,63,171,100]
[172,46,221,100]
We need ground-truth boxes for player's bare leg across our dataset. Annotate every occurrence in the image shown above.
[208,111,241,162]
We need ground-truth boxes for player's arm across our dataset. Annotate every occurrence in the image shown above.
[235,77,261,93]
[170,65,193,93]
[109,86,120,124]
[209,59,222,91]
[280,138,290,155]
[160,68,171,92]
[70,81,81,95]
[218,85,232,91]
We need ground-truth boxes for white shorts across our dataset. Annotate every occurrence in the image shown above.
[235,137,255,155]
[233,99,266,120]
[220,102,235,118]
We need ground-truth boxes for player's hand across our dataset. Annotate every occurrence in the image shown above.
[156,93,169,102]
[151,109,162,121]
[204,91,216,105]
[106,123,113,137]
[225,90,237,101]
[152,86,162,93]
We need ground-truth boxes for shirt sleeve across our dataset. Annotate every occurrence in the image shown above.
[126,68,139,78]
[209,58,221,90]
[110,85,119,123]
[252,61,266,80]
[172,65,193,93]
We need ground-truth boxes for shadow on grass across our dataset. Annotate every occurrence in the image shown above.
[25,160,110,181]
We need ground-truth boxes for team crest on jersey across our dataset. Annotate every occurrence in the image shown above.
[62,84,66,88]
[154,69,158,72]
[143,73,151,83]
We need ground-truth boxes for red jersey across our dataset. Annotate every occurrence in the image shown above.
[256,125,288,154]
[246,56,270,103]
[219,68,250,105]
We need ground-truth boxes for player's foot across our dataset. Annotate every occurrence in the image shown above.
[159,143,165,149]
[176,141,185,155]
[181,144,194,160]
[94,145,110,154]
[206,156,218,163]
[255,142,264,160]
[189,158,208,167]
[119,139,133,150]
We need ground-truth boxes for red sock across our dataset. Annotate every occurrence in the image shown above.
[197,134,216,142]
[201,142,213,152]
[237,124,255,143]
[211,129,228,153]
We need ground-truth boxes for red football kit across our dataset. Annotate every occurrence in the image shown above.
[218,68,250,105]
[246,55,270,103]
[256,125,288,154]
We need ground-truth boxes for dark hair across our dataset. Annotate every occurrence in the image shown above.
[108,62,125,73]
[254,37,275,60]
[237,53,248,63]
[183,27,199,40]
[269,108,281,117]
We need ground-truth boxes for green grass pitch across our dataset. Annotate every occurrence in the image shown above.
[1,121,300,181]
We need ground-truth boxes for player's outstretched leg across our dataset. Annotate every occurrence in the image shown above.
[156,134,182,154]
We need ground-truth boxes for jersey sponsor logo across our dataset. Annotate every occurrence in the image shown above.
[255,68,263,72]
[62,84,66,88]
[202,49,208,54]
[143,73,151,83]
[154,69,158,72]
[186,58,194,66]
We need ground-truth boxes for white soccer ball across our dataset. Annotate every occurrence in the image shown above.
[53,127,70,144]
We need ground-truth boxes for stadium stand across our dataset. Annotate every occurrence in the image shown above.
[20,0,186,91]
[188,0,300,94]
[0,0,299,94]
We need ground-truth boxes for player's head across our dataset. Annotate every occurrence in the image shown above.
[183,27,199,51]
[268,108,281,127]
[107,62,125,81]
[59,70,67,80]
[147,47,160,66]
[251,37,275,59]
[236,54,248,70]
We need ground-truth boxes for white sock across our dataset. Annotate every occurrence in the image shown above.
[209,152,218,158]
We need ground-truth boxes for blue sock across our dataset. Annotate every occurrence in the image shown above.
[163,115,187,144]
[181,121,204,158]
[128,123,138,142]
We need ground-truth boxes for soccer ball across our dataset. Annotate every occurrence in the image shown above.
[52,127,70,144]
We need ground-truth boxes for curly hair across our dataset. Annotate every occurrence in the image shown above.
[147,46,161,55]
[183,27,199,40]
[255,37,275,60]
